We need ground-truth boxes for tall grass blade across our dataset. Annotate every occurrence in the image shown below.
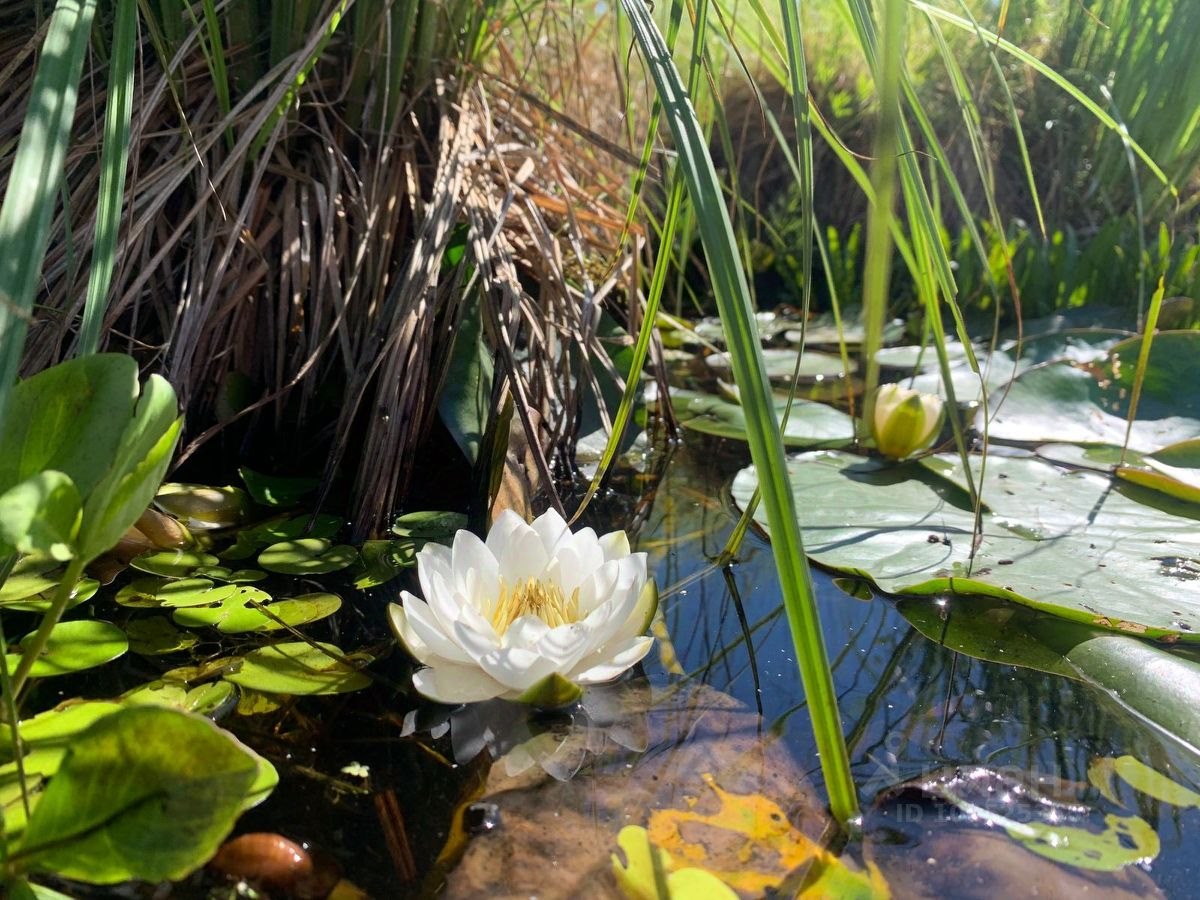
[79,0,137,356]
[619,0,858,825]
[0,0,97,424]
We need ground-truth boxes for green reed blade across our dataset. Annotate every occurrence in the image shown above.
[619,0,858,825]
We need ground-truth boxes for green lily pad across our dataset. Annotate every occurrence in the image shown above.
[353,540,417,589]
[120,678,237,718]
[238,466,318,508]
[154,483,248,530]
[391,510,468,541]
[1102,331,1200,421]
[732,451,1200,640]
[225,642,372,695]
[125,617,200,655]
[1003,328,1126,365]
[4,576,98,613]
[1036,442,1200,505]
[193,565,268,583]
[0,556,62,605]
[874,342,971,371]
[671,389,854,448]
[908,350,1026,403]
[130,549,221,578]
[985,363,1200,453]
[1090,755,1200,808]
[5,620,128,678]
[258,538,357,575]
[0,701,123,760]
[704,348,854,384]
[219,513,344,561]
[897,595,1200,751]
[173,589,340,634]
[785,318,905,348]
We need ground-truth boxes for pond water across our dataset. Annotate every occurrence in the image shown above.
[38,429,1200,898]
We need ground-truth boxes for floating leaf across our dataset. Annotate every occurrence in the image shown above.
[154,483,248,530]
[174,590,339,635]
[732,452,1200,640]
[1091,756,1200,808]
[908,350,1025,403]
[238,466,318,508]
[4,576,97,613]
[16,706,266,883]
[353,540,417,589]
[671,389,854,448]
[218,513,343,561]
[392,511,468,541]
[985,363,1200,453]
[5,620,128,678]
[704,348,853,383]
[125,617,199,655]
[874,341,971,371]
[193,565,268,584]
[612,825,738,900]
[130,549,220,578]
[225,642,371,695]
[0,556,64,605]
[258,539,357,575]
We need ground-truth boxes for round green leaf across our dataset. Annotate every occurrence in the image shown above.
[16,705,266,883]
[154,483,248,530]
[5,577,97,613]
[258,539,357,575]
[671,389,854,448]
[125,617,199,655]
[733,451,1200,640]
[170,587,272,632]
[0,556,62,605]
[6,620,128,678]
[130,549,220,578]
[0,701,123,759]
[225,642,371,695]
[173,590,340,634]
[391,510,468,540]
[704,348,853,383]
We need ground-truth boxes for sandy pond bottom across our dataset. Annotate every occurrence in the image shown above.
[58,435,1200,898]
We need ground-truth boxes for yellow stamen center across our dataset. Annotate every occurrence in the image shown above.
[491,577,580,635]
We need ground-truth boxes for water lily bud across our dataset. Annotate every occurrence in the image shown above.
[871,384,944,460]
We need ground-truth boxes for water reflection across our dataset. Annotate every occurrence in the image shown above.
[627,437,1200,895]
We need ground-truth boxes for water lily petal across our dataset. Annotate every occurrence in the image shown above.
[453,621,560,690]
[450,529,499,603]
[403,595,476,665]
[574,558,623,616]
[496,525,551,585]
[485,510,528,559]
[598,530,631,561]
[388,600,432,665]
[413,664,510,704]
[580,574,644,653]
[531,508,571,554]
[417,543,453,611]
[553,532,606,597]
[425,566,468,634]
[503,617,593,670]
[501,614,551,649]
[573,635,654,684]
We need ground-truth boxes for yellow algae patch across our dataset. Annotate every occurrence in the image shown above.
[631,773,888,898]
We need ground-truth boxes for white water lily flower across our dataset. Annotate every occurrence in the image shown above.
[389,509,656,707]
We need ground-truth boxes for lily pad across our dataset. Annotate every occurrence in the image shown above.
[1036,442,1200,505]
[173,590,340,634]
[258,538,357,575]
[908,350,1025,403]
[125,617,200,655]
[732,451,1200,641]
[392,510,468,541]
[874,342,971,372]
[0,556,63,605]
[985,363,1200,453]
[219,513,344,561]
[130,549,221,578]
[353,540,417,589]
[785,317,905,348]
[4,576,98,613]
[225,642,372,695]
[671,390,854,448]
[5,620,128,678]
[154,483,248,531]
[238,466,318,508]
[704,348,853,384]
